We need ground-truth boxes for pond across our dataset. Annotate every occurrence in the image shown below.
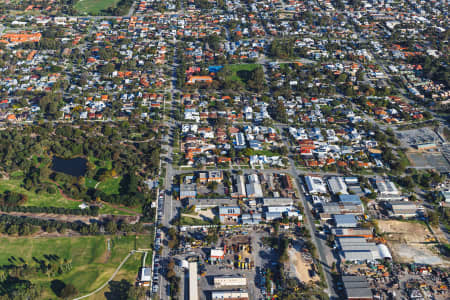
[51,157,87,177]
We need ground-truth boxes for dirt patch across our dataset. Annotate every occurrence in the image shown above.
[98,238,111,264]
[198,208,214,221]
[288,248,320,284]
[377,220,448,266]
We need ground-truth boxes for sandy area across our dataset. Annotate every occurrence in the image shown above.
[377,220,449,266]
[198,208,215,221]
[288,248,320,284]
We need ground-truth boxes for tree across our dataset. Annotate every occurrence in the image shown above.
[106,220,118,233]
[60,284,78,298]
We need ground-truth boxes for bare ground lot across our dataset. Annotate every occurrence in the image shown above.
[287,247,319,284]
[377,220,449,266]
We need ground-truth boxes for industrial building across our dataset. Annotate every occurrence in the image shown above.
[211,290,249,300]
[386,201,420,218]
[189,198,237,211]
[246,174,263,198]
[332,228,373,238]
[342,276,373,300]
[328,176,348,195]
[334,214,358,228]
[189,262,198,300]
[234,175,247,198]
[219,206,241,223]
[213,276,247,288]
[241,213,262,225]
[319,202,364,220]
[262,197,293,206]
[338,237,392,262]
[375,179,400,196]
[305,176,328,194]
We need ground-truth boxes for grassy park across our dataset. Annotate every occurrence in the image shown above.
[0,178,138,216]
[74,0,120,15]
[226,64,259,82]
[0,235,152,298]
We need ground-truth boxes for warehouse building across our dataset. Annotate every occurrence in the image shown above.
[213,276,247,288]
[219,206,241,223]
[338,237,392,262]
[211,290,249,300]
[328,176,348,195]
[374,178,400,196]
[332,228,373,238]
[263,197,293,206]
[241,213,262,225]
[334,214,358,228]
[305,176,328,194]
[342,276,373,300]
[386,201,420,218]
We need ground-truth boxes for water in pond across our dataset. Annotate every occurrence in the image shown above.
[51,157,87,177]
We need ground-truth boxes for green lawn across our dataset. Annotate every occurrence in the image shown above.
[0,235,152,298]
[97,176,122,195]
[88,156,113,171]
[180,216,212,226]
[98,203,141,216]
[0,179,80,209]
[74,0,120,15]
[226,64,259,82]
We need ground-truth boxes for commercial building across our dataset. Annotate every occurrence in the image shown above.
[342,276,373,300]
[211,291,249,300]
[189,262,198,300]
[213,276,247,288]
[210,248,225,261]
[209,171,223,183]
[139,267,151,286]
[305,176,328,194]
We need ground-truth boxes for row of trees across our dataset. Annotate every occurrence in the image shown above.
[0,205,99,216]
[0,214,146,236]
